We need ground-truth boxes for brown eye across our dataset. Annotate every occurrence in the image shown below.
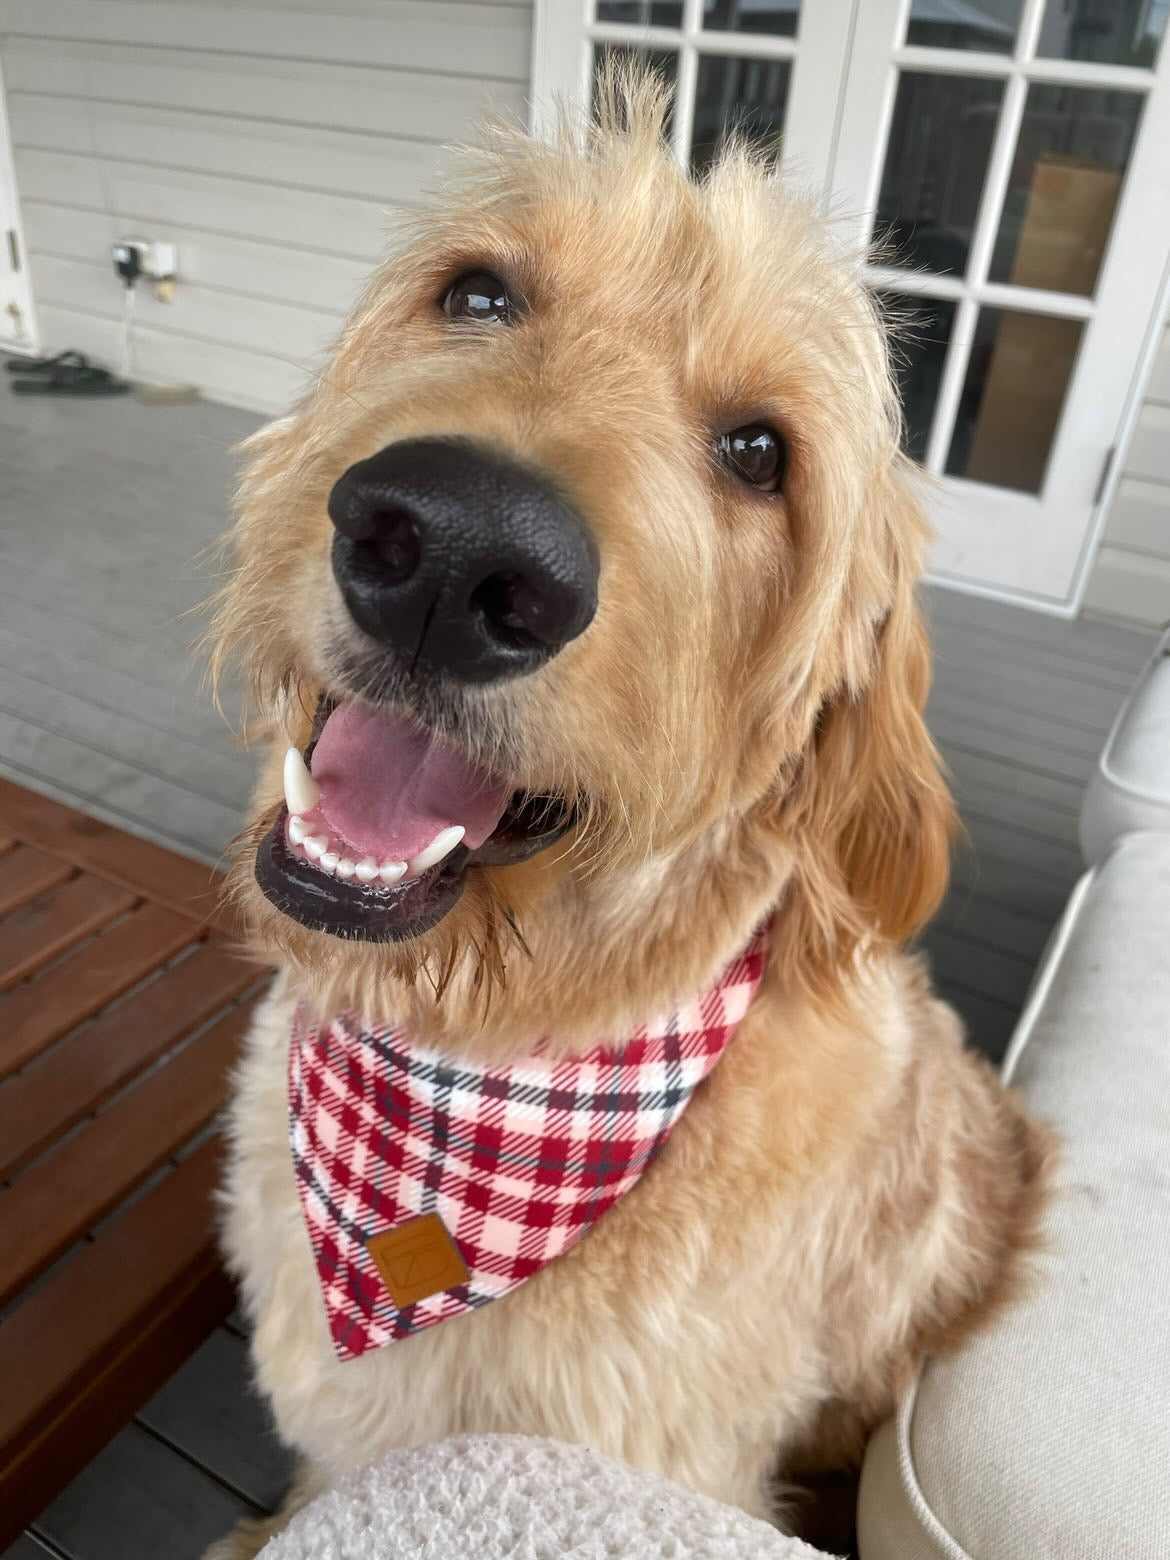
[441,270,512,324]
[720,424,786,492]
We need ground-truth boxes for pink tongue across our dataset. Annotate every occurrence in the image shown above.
[309,702,511,864]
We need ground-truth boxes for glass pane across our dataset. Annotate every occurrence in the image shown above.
[691,55,791,173]
[946,308,1083,492]
[878,292,958,463]
[1037,0,1167,68]
[596,1,684,25]
[905,0,1022,53]
[875,72,1004,276]
[989,85,1143,296]
[592,43,678,136]
[703,0,798,34]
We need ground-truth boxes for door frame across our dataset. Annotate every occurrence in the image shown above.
[526,0,1170,616]
[0,54,39,357]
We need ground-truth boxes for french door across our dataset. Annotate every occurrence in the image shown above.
[0,59,37,356]
[531,0,1170,612]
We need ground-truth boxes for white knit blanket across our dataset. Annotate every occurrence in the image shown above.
[259,1434,834,1559]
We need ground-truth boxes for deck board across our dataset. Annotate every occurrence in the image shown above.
[137,1330,297,1513]
[26,1424,256,1560]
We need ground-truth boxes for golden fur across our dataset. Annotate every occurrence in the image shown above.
[205,73,1051,1554]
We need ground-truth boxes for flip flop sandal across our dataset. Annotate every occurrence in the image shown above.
[5,349,92,374]
[10,362,130,396]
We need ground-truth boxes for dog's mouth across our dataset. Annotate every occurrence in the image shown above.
[254,696,572,942]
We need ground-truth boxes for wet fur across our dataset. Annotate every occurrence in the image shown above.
[205,72,1052,1552]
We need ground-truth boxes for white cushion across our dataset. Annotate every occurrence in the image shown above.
[259,1434,829,1560]
[857,832,1170,1560]
[1080,627,1170,864]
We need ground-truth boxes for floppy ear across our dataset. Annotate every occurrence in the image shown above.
[775,483,957,989]
[823,578,955,944]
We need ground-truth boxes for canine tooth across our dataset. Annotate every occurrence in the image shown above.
[303,834,328,861]
[335,857,356,880]
[379,860,408,884]
[408,825,465,876]
[320,850,340,874]
[355,858,380,884]
[288,815,308,845]
[283,746,320,818]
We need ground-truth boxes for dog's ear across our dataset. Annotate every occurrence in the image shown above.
[775,475,956,989]
[823,575,954,944]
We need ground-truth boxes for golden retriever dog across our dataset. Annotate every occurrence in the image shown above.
[204,71,1051,1556]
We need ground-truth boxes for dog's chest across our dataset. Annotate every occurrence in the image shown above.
[223,968,822,1502]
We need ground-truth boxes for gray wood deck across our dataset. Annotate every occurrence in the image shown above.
[0,366,1156,1557]
[0,366,257,868]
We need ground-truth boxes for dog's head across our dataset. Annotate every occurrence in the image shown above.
[211,71,953,1012]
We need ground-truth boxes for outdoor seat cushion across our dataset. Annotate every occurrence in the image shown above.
[258,1434,829,1559]
[1080,626,1170,864]
[856,831,1170,1560]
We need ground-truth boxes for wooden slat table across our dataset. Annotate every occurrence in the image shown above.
[0,779,266,1546]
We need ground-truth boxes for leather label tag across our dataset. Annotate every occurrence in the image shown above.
[366,1213,470,1307]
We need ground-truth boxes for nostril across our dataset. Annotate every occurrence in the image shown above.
[368,507,422,584]
[471,571,553,653]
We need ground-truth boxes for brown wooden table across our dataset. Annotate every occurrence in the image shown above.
[0,778,266,1545]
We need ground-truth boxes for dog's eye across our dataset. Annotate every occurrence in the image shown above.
[720,425,787,493]
[442,270,512,324]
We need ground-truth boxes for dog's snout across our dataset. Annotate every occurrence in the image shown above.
[328,439,598,684]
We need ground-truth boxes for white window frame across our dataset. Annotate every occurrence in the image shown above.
[531,0,855,201]
[832,0,1170,613]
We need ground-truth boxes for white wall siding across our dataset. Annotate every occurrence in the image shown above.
[0,0,531,414]
[1085,324,1170,628]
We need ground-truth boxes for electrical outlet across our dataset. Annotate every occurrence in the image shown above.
[111,237,178,283]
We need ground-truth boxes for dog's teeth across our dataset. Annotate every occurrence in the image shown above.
[320,850,340,874]
[303,834,329,861]
[408,826,465,876]
[354,858,380,884]
[335,857,356,880]
[287,815,308,845]
[283,746,321,818]
[379,860,408,884]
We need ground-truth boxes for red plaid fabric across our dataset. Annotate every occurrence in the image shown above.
[289,924,769,1360]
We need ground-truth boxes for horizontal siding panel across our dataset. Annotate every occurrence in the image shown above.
[30,253,339,367]
[36,301,304,412]
[1102,475,1170,559]
[3,0,531,413]
[15,148,394,259]
[22,201,371,316]
[1125,402,1170,485]
[8,94,448,205]
[2,37,526,143]
[153,0,527,11]
[0,0,532,81]
[1081,545,1170,626]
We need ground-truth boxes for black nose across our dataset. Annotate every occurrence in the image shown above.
[328,439,599,684]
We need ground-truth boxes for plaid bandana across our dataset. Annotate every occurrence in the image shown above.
[289,925,768,1361]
